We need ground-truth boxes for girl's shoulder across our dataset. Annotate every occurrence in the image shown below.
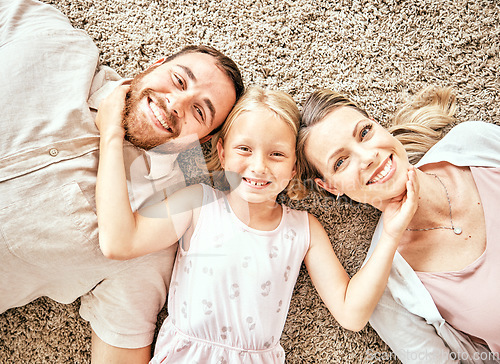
[285,210,325,246]
[168,183,205,213]
[282,205,311,223]
[178,183,220,198]
[175,183,204,199]
[306,213,327,236]
[196,183,224,204]
[190,183,230,215]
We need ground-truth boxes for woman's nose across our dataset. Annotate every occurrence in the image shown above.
[359,149,378,170]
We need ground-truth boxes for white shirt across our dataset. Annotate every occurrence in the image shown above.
[0,2,200,349]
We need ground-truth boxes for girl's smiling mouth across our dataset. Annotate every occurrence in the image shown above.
[242,177,271,188]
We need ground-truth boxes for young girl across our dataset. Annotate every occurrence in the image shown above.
[96,86,418,363]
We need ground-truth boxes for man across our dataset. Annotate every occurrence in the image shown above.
[0,0,244,362]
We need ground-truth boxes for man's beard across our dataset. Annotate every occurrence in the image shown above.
[121,70,180,150]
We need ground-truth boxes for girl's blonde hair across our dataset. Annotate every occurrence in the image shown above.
[297,86,456,193]
[206,86,306,200]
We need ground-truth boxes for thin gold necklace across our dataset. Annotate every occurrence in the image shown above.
[406,173,462,235]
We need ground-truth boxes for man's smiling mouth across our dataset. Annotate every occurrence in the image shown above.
[148,98,173,133]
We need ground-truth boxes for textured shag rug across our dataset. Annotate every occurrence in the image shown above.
[1,0,499,363]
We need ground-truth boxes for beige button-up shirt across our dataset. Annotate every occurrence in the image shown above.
[0,0,184,310]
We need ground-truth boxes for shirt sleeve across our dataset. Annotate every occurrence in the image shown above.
[1,0,75,43]
[0,0,100,183]
[417,121,500,168]
[369,290,458,364]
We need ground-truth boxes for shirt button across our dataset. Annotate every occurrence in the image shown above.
[49,148,59,157]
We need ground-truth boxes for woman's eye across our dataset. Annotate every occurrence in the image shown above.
[360,124,373,139]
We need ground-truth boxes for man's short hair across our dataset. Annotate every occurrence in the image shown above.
[166,45,244,103]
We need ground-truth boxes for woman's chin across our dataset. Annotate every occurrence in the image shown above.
[360,186,406,210]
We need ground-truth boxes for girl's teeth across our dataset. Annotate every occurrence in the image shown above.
[248,179,266,186]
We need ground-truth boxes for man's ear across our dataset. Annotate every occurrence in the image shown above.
[314,177,340,195]
[146,57,166,71]
[199,134,213,144]
[216,138,225,168]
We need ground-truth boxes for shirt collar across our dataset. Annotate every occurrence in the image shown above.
[144,134,205,180]
[144,148,180,180]
[88,65,127,110]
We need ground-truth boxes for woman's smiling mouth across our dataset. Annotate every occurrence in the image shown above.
[367,155,395,185]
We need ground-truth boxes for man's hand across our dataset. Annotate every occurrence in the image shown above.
[382,166,419,241]
[95,84,130,139]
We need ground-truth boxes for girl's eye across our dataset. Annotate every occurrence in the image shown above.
[334,157,345,171]
[238,146,250,152]
[360,124,373,139]
[271,152,285,157]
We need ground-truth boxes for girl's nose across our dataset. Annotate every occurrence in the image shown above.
[250,154,267,174]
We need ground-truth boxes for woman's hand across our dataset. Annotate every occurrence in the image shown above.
[382,166,419,241]
[95,84,130,139]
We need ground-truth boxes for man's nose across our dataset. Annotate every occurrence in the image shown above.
[166,92,190,118]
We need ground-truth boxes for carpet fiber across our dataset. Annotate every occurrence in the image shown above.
[1,0,499,362]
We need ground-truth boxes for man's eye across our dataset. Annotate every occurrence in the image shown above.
[174,75,185,89]
[195,106,204,120]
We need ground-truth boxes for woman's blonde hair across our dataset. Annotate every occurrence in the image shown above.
[388,86,456,164]
[206,86,306,200]
[297,86,457,193]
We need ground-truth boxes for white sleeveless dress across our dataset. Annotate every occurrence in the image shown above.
[150,184,310,363]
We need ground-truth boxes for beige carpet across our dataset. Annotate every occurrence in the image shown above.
[1,0,499,362]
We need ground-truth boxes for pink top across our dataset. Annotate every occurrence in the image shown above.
[417,167,500,354]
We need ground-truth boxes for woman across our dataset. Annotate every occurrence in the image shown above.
[297,86,500,363]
